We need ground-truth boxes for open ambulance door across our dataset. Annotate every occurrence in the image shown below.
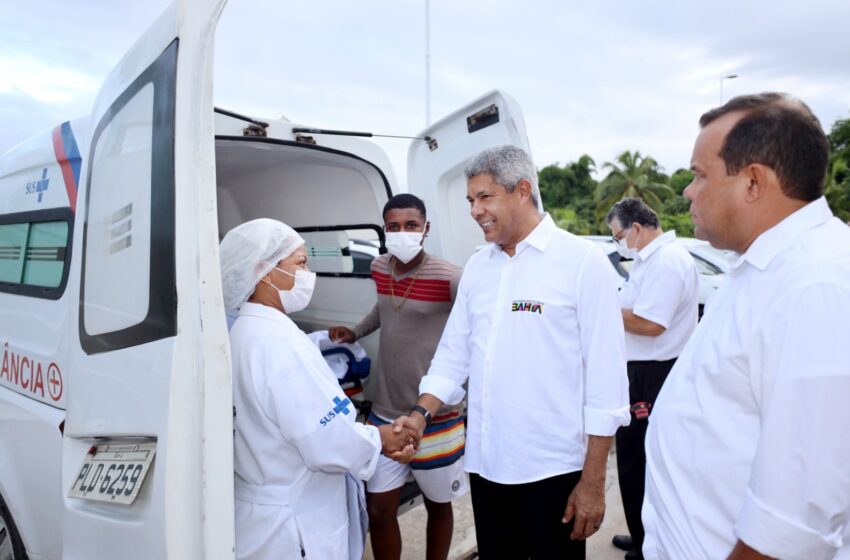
[63,1,233,559]
[407,90,533,267]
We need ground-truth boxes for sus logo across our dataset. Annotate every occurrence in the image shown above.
[25,168,50,202]
[319,396,352,427]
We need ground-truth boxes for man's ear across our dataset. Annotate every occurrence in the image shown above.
[515,178,533,202]
[631,222,643,237]
[744,164,771,203]
[424,221,431,237]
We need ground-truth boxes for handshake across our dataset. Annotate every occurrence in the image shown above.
[376,414,426,464]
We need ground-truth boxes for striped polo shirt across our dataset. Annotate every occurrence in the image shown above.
[353,252,462,421]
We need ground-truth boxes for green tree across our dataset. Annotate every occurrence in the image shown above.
[538,155,596,209]
[594,150,675,215]
[660,213,695,237]
[550,206,599,235]
[661,194,691,215]
[669,168,695,195]
[826,116,850,222]
[825,158,850,221]
[538,165,570,208]
[829,116,850,158]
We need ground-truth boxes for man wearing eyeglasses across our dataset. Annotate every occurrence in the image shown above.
[605,197,699,560]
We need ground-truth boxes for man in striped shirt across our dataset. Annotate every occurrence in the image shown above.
[329,193,465,560]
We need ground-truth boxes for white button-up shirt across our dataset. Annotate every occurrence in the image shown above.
[419,214,630,484]
[643,197,850,560]
[620,231,699,361]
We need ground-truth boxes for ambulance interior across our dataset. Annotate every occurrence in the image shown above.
[214,132,391,357]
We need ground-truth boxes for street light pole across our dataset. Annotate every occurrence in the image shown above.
[425,0,431,127]
[720,74,738,104]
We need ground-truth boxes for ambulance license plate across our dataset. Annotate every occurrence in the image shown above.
[68,441,156,505]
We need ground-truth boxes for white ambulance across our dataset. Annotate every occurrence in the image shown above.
[0,1,532,558]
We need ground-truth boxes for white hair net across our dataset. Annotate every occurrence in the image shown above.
[220,218,305,312]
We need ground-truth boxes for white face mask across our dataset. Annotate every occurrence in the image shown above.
[385,231,425,264]
[615,227,640,259]
[270,266,316,314]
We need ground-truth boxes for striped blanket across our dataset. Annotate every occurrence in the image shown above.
[367,411,466,470]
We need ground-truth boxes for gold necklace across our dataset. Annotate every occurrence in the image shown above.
[389,255,428,312]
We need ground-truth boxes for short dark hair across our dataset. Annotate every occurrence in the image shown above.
[699,93,829,201]
[606,197,660,229]
[383,193,426,221]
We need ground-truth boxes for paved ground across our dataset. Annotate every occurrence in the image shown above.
[363,448,628,559]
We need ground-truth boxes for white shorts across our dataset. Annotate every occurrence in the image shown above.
[366,452,468,503]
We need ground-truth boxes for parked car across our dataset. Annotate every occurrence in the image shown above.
[675,237,735,273]
[348,238,382,274]
[582,235,728,318]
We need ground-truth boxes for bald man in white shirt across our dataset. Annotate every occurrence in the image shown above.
[606,197,699,560]
[643,93,850,560]
[392,145,630,559]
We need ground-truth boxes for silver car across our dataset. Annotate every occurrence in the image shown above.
[582,235,730,318]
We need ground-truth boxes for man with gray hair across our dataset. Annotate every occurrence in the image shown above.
[605,197,699,560]
[393,145,630,558]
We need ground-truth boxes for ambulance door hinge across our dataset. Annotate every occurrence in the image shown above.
[295,134,317,145]
[243,123,267,137]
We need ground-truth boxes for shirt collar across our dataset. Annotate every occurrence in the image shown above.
[488,212,554,257]
[636,230,676,261]
[733,196,833,272]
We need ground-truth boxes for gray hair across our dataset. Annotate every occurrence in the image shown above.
[464,145,539,208]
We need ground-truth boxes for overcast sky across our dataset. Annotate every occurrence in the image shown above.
[2,0,849,184]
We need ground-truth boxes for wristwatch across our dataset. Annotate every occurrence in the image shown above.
[410,405,433,427]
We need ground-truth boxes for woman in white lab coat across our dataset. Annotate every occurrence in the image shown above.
[220,219,414,560]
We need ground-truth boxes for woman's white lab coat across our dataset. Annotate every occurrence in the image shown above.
[231,303,381,560]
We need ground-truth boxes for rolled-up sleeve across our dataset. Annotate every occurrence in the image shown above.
[735,284,850,560]
[576,247,630,435]
[418,271,471,406]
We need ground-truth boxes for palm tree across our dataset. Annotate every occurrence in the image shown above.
[594,150,674,215]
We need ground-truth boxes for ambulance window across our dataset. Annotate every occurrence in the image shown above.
[0,210,72,298]
[23,221,68,287]
[0,223,28,283]
[79,40,177,354]
[297,226,384,278]
[83,84,154,336]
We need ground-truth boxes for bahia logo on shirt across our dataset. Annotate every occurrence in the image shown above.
[511,300,544,314]
[319,396,352,427]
